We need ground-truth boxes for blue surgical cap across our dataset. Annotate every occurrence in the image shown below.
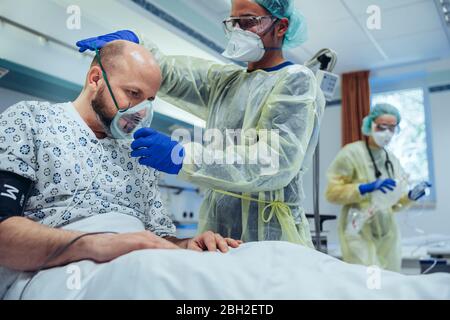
[361,103,402,136]
[254,0,308,49]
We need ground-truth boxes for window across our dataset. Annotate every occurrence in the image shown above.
[371,88,435,202]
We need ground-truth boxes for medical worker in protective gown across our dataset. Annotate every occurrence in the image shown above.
[77,0,326,246]
[325,103,431,271]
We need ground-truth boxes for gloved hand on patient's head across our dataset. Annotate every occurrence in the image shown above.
[76,30,139,52]
[131,128,185,175]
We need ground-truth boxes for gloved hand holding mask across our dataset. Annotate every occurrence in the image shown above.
[131,128,185,175]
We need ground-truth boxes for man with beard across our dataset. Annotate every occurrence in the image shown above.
[0,40,240,298]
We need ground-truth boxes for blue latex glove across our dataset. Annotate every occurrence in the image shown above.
[408,182,432,201]
[359,178,397,196]
[131,128,185,175]
[76,30,139,53]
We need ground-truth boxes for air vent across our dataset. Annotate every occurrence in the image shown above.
[0,67,9,79]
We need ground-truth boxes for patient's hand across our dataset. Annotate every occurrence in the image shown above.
[184,231,243,253]
[85,231,179,263]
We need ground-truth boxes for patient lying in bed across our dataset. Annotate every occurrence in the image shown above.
[4,213,450,300]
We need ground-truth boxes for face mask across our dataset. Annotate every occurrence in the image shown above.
[110,100,154,140]
[372,124,394,147]
[222,28,266,62]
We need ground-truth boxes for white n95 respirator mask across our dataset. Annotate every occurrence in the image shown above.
[371,124,394,148]
[222,28,266,62]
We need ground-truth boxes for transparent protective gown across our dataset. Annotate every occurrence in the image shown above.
[138,33,325,246]
[326,141,412,271]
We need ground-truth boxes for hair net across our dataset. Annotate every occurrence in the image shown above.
[254,0,308,49]
[361,103,402,136]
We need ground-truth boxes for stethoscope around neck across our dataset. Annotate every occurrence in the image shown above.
[365,139,395,179]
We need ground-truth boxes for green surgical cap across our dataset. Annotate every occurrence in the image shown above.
[254,0,308,49]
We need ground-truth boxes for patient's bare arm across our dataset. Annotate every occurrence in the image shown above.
[0,217,87,271]
[0,217,178,272]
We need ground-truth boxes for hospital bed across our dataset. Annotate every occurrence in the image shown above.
[3,213,450,300]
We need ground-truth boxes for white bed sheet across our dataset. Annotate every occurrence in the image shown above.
[5,214,450,300]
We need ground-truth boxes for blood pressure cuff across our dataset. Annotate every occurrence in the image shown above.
[0,171,33,223]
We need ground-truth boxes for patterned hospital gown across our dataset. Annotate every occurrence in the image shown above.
[0,101,176,236]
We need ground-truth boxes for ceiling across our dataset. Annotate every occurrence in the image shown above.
[2,0,449,77]
[150,0,450,74]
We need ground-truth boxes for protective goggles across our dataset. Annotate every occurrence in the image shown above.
[222,15,278,36]
[374,123,400,134]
